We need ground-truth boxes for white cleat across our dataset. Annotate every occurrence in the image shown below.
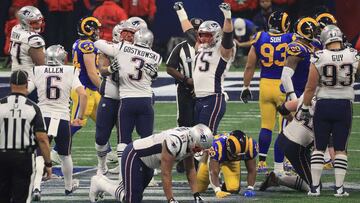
[97,164,109,175]
[106,151,118,163]
[65,179,80,195]
[108,165,120,174]
[307,184,320,197]
[89,175,105,202]
[334,186,349,197]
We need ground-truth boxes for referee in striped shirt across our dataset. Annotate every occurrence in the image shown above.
[0,70,52,203]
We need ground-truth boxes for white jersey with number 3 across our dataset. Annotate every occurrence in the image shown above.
[193,42,235,98]
[313,47,359,100]
[28,65,83,121]
[94,40,162,99]
[132,127,193,169]
[10,25,45,73]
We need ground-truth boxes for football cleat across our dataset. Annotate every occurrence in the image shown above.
[257,161,268,173]
[65,179,80,196]
[259,171,279,191]
[32,188,41,201]
[89,175,105,202]
[334,185,349,197]
[308,184,321,196]
[108,165,120,174]
[97,164,108,175]
[106,151,118,163]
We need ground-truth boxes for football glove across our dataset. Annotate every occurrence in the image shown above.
[173,2,184,11]
[193,192,204,203]
[173,2,188,21]
[244,186,256,198]
[216,190,231,198]
[240,87,252,103]
[143,63,158,79]
[219,3,231,19]
[298,105,311,122]
[168,198,179,203]
[108,58,120,73]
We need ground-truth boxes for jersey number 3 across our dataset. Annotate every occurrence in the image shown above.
[260,43,287,67]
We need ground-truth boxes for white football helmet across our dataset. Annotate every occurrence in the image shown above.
[18,6,44,33]
[126,17,148,31]
[46,45,68,66]
[189,124,213,149]
[320,24,343,46]
[134,29,154,48]
[198,20,222,48]
[112,20,126,43]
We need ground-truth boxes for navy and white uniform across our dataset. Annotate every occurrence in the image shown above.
[28,65,83,155]
[312,47,359,151]
[94,40,162,144]
[121,127,194,202]
[278,96,315,185]
[193,42,235,134]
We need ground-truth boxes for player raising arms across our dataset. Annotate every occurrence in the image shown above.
[197,130,257,198]
[95,27,162,180]
[174,2,236,134]
[241,11,294,172]
[28,45,87,200]
[89,124,214,203]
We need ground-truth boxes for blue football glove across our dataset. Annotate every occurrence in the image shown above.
[244,186,256,198]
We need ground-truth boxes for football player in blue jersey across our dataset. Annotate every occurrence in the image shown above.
[241,11,295,172]
[275,17,318,174]
[196,130,257,198]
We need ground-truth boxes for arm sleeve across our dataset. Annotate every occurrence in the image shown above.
[184,28,197,47]
[32,105,47,133]
[166,43,182,69]
[94,40,118,57]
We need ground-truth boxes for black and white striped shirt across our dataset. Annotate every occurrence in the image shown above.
[166,41,196,81]
[0,93,46,151]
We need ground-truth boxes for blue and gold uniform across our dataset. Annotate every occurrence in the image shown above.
[197,133,258,193]
[70,39,101,125]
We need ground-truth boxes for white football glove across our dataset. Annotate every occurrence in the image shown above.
[108,58,120,73]
[173,2,188,21]
[143,63,158,79]
[219,3,231,19]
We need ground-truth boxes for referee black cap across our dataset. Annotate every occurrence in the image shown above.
[10,70,28,85]
[190,18,203,30]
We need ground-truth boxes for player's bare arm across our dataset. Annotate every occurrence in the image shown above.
[29,47,45,65]
[240,45,257,103]
[72,86,88,126]
[183,155,198,193]
[98,53,111,76]
[161,142,176,201]
[245,158,257,187]
[36,131,52,180]
[209,158,231,198]
[303,63,319,107]
[166,66,193,86]
[84,53,101,88]
[219,3,234,61]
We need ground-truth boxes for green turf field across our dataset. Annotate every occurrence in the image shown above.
[65,102,360,202]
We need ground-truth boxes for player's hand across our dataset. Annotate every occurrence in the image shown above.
[298,105,311,122]
[168,197,179,203]
[108,58,120,73]
[173,2,184,11]
[193,192,204,203]
[216,190,231,198]
[219,3,231,19]
[143,63,158,79]
[244,186,256,198]
[71,118,84,126]
[240,87,252,103]
[43,164,52,181]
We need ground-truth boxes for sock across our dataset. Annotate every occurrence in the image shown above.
[34,156,45,190]
[96,143,109,170]
[97,175,124,201]
[274,162,284,173]
[278,175,309,192]
[106,142,112,153]
[274,135,285,163]
[71,126,82,136]
[117,143,128,181]
[310,150,325,187]
[60,155,73,191]
[334,154,348,188]
[258,128,272,161]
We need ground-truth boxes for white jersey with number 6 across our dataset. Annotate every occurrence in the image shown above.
[313,47,359,100]
[94,40,162,99]
[10,24,45,74]
[28,65,83,121]
[193,42,235,98]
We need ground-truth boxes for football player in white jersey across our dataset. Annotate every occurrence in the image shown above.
[94,27,162,180]
[89,124,214,203]
[10,6,45,74]
[301,25,360,197]
[174,2,235,134]
[28,45,87,200]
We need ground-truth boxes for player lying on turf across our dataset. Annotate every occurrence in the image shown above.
[89,124,213,203]
[259,95,315,192]
[197,130,257,198]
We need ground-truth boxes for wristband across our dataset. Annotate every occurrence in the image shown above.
[247,186,254,190]
[44,161,52,167]
[302,104,310,110]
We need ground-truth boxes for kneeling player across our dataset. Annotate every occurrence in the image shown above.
[89,124,213,203]
[197,130,257,198]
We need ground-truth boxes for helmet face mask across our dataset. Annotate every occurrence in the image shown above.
[320,24,343,47]
[197,21,222,48]
[18,6,44,33]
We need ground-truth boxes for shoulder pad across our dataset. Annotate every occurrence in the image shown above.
[28,35,45,48]
[250,32,262,45]
[286,42,304,56]
[165,134,183,157]
[78,40,95,54]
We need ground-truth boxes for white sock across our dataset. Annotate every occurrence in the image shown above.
[334,154,348,188]
[117,143,127,181]
[97,175,124,201]
[34,156,44,190]
[60,155,73,191]
[96,143,108,169]
[311,150,325,186]
[274,162,284,173]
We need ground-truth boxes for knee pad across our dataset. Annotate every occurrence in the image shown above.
[196,161,210,193]
[221,161,240,193]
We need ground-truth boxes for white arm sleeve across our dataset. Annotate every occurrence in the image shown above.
[27,67,36,93]
[281,66,297,100]
[71,69,83,90]
[94,40,118,57]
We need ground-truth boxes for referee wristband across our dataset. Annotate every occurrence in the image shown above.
[44,161,52,167]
